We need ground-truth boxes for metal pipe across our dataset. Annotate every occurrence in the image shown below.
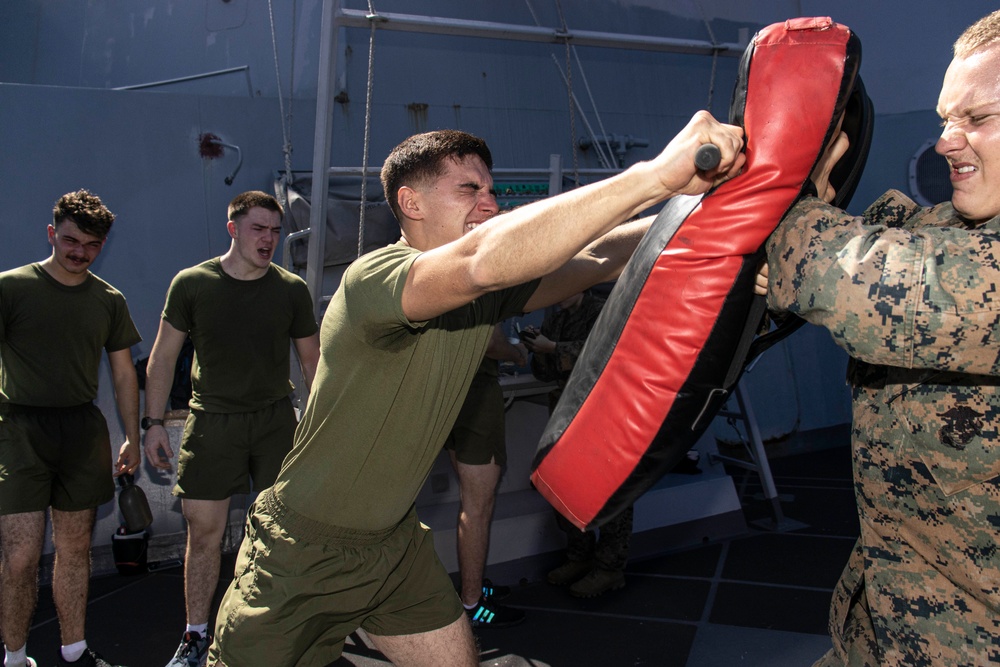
[113,66,254,96]
[334,8,744,57]
[306,0,341,317]
[206,140,243,186]
[283,229,312,272]
[548,154,564,197]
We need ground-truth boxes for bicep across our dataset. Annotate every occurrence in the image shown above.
[401,248,485,322]
[107,348,138,388]
[293,333,320,365]
[148,319,189,368]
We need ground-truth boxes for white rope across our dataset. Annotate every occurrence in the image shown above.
[527,0,614,171]
[696,0,720,110]
[288,2,297,168]
[707,48,718,111]
[523,0,542,26]
[267,0,295,200]
[549,55,613,170]
[571,47,616,169]
[358,1,379,259]
[554,0,580,187]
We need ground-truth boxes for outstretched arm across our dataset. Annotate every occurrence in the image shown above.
[769,123,1000,376]
[402,111,745,322]
[768,192,1000,376]
[523,216,652,312]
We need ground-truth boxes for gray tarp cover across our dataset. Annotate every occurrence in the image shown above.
[277,174,401,269]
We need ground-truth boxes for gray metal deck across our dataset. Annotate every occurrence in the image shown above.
[24,426,853,667]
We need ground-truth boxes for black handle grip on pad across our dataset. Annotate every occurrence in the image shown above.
[695,143,721,171]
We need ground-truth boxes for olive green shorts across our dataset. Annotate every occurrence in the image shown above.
[210,490,463,667]
[174,398,296,500]
[0,403,114,514]
[443,372,507,466]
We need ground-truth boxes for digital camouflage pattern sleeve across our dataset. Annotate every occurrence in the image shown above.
[767,190,1000,376]
[530,293,607,385]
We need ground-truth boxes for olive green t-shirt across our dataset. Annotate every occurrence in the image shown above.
[273,243,538,530]
[0,263,141,407]
[162,259,318,413]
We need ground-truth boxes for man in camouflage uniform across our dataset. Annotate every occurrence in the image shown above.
[524,290,634,598]
[525,290,607,414]
[765,10,1000,665]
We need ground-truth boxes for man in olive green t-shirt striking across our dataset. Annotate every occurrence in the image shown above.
[142,191,319,667]
[210,115,746,667]
[0,190,142,667]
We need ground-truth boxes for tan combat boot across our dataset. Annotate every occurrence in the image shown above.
[568,568,626,598]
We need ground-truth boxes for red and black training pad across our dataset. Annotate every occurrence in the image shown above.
[530,17,873,531]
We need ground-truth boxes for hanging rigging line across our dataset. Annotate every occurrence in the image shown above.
[549,56,613,170]
[554,0,580,188]
[696,0,720,110]
[526,0,615,172]
[571,47,615,169]
[358,1,381,259]
[268,0,296,196]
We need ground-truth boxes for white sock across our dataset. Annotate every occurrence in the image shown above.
[60,641,87,663]
[186,623,209,637]
[4,645,28,667]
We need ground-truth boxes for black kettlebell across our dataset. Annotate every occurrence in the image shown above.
[117,473,153,532]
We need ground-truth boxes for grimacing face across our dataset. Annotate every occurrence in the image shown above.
[408,154,499,250]
[230,206,282,270]
[936,44,1000,222]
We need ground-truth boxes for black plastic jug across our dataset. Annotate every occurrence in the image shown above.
[117,473,153,532]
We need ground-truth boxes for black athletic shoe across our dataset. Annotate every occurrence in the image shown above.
[58,648,125,667]
[466,596,525,629]
[481,577,511,601]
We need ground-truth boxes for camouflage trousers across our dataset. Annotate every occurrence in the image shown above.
[815,530,1000,667]
[559,505,634,571]
[816,394,1000,667]
[811,562,880,667]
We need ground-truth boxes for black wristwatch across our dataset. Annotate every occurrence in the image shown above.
[140,417,164,430]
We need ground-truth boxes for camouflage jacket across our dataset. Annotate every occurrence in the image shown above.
[531,293,606,408]
[767,191,1000,666]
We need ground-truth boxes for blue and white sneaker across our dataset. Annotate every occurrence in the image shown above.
[481,578,511,601]
[466,596,525,629]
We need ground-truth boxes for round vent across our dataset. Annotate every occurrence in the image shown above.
[908,138,952,206]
